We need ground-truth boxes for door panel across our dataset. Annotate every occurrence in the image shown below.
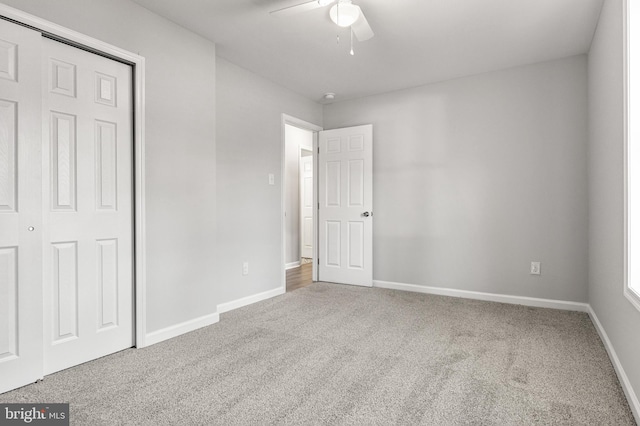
[348,160,364,206]
[326,221,341,266]
[318,125,373,287]
[0,247,18,357]
[51,241,79,343]
[42,38,133,375]
[0,100,17,212]
[97,239,119,330]
[0,19,44,394]
[50,111,77,210]
[326,161,341,206]
[348,221,364,269]
[96,121,118,210]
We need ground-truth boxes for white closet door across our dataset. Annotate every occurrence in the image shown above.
[0,19,44,394]
[318,125,373,287]
[42,38,133,374]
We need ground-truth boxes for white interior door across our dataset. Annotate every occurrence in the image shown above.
[300,152,313,259]
[42,38,134,374]
[0,19,45,394]
[318,125,373,287]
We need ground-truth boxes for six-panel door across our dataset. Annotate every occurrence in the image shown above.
[0,18,45,395]
[42,38,134,375]
[318,125,373,287]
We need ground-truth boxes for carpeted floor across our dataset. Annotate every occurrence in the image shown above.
[0,282,635,425]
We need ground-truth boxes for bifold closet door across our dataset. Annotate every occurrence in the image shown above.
[42,38,134,374]
[0,19,44,395]
[0,19,134,391]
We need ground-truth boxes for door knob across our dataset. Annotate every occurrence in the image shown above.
[362,212,370,217]
[28,226,35,231]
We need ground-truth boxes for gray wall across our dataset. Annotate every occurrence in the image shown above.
[216,58,322,305]
[1,0,218,334]
[284,124,313,265]
[324,55,589,302]
[588,0,640,410]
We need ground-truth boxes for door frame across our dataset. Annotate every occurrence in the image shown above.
[0,5,149,347]
[281,114,322,290]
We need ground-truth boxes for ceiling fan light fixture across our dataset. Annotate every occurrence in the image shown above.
[329,2,360,27]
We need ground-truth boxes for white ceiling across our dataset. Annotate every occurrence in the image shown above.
[131,0,604,103]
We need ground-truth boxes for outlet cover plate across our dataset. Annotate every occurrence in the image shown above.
[530,261,541,275]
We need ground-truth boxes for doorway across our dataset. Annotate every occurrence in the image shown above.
[286,145,314,292]
[281,115,322,292]
[280,117,374,291]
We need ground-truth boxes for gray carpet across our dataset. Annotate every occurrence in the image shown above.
[1,282,635,425]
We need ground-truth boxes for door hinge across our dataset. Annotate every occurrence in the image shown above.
[318,147,320,154]
[317,258,320,265]
[318,202,320,210]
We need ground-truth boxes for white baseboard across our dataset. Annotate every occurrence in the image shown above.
[588,307,640,422]
[285,261,301,270]
[372,280,589,312]
[144,312,219,346]
[217,287,286,314]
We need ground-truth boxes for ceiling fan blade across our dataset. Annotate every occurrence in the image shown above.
[352,7,374,41]
[270,0,325,17]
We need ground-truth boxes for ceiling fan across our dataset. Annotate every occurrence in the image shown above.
[270,0,374,42]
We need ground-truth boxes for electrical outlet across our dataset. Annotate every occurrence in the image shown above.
[268,173,275,185]
[530,261,541,275]
[242,261,249,276]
